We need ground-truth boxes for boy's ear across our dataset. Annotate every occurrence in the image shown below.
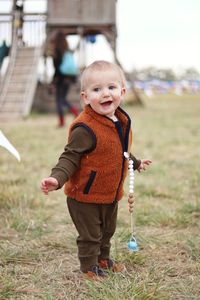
[121,87,126,96]
[81,91,90,105]
[80,92,88,105]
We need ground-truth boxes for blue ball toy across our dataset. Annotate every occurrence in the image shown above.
[128,238,139,252]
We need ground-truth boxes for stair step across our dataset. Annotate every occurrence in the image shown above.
[12,66,32,73]
[0,98,23,104]
[14,61,34,67]
[0,106,23,113]
[5,82,25,87]
[0,112,23,120]
[15,56,35,62]
[2,92,25,101]
[0,102,23,110]
[8,75,29,83]
[0,45,41,119]
[16,47,35,54]
[1,99,23,106]
[16,51,35,57]
[5,86,26,93]
[0,94,24,102]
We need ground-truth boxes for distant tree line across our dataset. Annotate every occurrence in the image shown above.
[129,67,200,81]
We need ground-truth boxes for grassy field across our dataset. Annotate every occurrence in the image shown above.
[0,94,200,300]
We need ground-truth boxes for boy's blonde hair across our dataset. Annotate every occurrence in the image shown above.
[80,60,126,91]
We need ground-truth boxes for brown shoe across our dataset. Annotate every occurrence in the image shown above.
[99,259,126,273]
[84,265,107,280]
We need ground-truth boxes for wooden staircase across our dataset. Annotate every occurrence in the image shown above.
[0,46,42,120]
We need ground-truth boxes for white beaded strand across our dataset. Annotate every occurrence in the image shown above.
[124,152,134,203]
[124,152,139,251]
[124,152,135,230]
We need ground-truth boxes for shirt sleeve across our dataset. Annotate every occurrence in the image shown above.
[50,126,94,188]
[130,153,141,170]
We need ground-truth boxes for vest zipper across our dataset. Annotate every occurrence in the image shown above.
[113,111,131,202]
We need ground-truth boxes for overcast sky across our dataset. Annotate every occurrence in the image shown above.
[71,0,200,72]
[1,0,200,72]
[87,0,200,72]
[116,0,200,72]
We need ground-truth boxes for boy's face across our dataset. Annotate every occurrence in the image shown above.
[81,69,126,119]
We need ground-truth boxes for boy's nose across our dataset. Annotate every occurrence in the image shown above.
[102,88,110,97]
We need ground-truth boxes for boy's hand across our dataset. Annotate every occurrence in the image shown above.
[137,159,152,172]
[40,177,59,195]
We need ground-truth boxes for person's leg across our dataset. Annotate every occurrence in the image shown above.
[61,81,71,110]
[98,201,118,261]
[56,81,66,126]
[67,197,102,273]
[98,201,125,272]
[62,78,80,117]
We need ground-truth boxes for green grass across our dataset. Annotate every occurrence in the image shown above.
[0,94,200,299]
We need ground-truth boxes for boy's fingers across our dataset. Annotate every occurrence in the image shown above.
[146,160,152,164]
[143,160,152,166]
[40,180,50,195]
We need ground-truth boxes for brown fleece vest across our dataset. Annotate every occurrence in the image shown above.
[64,105,132,204]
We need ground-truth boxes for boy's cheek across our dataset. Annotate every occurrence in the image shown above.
[90,98,99,104]
[112,90,122,96]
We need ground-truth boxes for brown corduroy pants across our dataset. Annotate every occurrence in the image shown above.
[67,197,118,272]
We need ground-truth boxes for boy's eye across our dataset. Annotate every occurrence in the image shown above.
[93,87,100,92]
[109,85,116,90]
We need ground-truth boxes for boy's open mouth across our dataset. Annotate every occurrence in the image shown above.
[101,100,112,107]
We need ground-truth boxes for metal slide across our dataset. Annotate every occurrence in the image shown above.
[0,42,42,120]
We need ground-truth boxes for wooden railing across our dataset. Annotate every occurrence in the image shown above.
[0,9,47,113]
[0,31,18,108]
[0,18,12,45]
[20,14,46,47]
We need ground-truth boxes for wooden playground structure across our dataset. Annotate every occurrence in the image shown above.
[0,0,119,119]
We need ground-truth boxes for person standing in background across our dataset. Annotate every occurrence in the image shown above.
[52,31,79,127]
